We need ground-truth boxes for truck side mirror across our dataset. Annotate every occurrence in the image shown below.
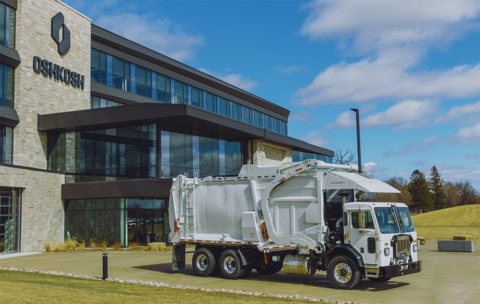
[359,212,365,229]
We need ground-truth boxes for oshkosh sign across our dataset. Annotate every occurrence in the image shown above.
[33,56,85,89]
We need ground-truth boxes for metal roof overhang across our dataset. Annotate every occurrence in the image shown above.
[38,103,333,156]
[0,107,20,127]
[326,171,400,193]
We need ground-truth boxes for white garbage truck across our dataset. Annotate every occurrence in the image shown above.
[168,159,421,289]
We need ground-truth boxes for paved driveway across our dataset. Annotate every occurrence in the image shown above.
[1,242,479,304]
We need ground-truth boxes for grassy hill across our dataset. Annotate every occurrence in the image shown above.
[412,205,480,239]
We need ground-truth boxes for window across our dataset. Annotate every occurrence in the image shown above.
[136,66,147,97]
[374,207,401,234]
[351,211,375,229]
[174,80,185,104]
[0,63,14,108]
[90,96,124,109]
[156,74,169,103]
[0,188,20,254]
[161,130,242,179]
[244,107,252,124]
[0,125,12,164]
[219,98,229,116]
[0,3,15,49]
[292,150,332,163]
[191,87,202,108]
[206,93,215,112]
[47,132,66,171]
[112,58,125,90]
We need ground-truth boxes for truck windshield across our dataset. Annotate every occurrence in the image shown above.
[374,207,414,234]
[398,207,415,232]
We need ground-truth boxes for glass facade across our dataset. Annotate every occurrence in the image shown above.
[292,150,332,163]
[91,49,288,135]
[0,188,20,254]
[0,125,13,164]
[91,96,124,109]
[0,63,14,108]
[65,198,169,246]
[161,131,242,178]
[0,3,15,49]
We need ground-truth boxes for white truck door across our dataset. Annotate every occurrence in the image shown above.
[349,211,377,265]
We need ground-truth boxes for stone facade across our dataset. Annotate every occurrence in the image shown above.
[252,139,292,166]
[13,0,91,169]
[0,166,65,252]
[0,0,91,252]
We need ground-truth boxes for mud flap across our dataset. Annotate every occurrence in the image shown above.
[172,244,186,270]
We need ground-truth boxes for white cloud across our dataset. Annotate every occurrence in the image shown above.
[326,100,436,130]
[300,0,480,52]
[325,111,355,129]
[95,13,204,62]
[434,100,480,125]
[300,131,330,147]
[383,136,441,157]
[198,68,259,92]
[289,111,313,122]
[275,65,307,74]
[363,161,382,175]
[293,49,480,105]
[449,123,480,145]
[466,152,480,159]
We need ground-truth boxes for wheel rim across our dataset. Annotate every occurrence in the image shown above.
[334,263,352,283]
[223,256,237,274]
[196,254,208,271]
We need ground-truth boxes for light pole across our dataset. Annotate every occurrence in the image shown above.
[350,108,361,174]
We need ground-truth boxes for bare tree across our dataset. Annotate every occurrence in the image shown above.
[444,181,460,207]
[334,149,355,165]
[455,181,478,205]
[367,177,412,207]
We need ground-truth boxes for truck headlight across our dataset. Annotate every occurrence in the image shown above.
[413,244,419,252]
[384,248,390,256]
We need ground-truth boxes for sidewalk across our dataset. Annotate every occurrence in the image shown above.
[0,243,479,304]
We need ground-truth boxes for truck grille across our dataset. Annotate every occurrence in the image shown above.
[394,235,411,258]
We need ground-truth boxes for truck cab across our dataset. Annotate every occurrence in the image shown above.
[341,202,421,282]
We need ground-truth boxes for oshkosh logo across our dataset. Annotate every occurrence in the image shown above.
[51,12,70,56]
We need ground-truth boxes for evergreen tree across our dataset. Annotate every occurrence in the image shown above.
[408,170,434,212]
[429,166,447,210]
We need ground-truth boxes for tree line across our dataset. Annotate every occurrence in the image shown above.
[333,149,480,212]
[368,167,480,212]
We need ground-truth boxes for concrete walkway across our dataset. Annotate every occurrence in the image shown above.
[1,242,478,304]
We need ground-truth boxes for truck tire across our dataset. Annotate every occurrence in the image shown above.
[192,248,217,277]
[368,277,391,283]
[241,265,253,278]
[219,249,245,279]
[327,255,361,290]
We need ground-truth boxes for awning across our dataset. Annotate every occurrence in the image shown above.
[322,171,400,193]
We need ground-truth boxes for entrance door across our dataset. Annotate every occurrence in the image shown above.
[348,211,377,265]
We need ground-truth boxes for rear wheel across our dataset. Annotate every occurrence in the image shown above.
[192,248,217,277]
[219,249,244,280]
[242,265,253,278]
[368,277,391,283]
[327,256,361,290]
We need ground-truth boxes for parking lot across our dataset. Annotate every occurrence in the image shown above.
[1,242,479,304]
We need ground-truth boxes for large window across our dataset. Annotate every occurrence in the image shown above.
[0,3,15,49]
[161,131,242,178]
[90,96,124,109]
[0,63,14,108]
[65,198,169,246]
[292,150,332,163]
[0,125,12,164]
[0,188,20,254]
[90,49,288,135]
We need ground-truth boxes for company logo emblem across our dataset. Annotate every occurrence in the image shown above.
[51,12,70,56]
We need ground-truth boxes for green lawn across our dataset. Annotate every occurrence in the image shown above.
[0,270,309,303]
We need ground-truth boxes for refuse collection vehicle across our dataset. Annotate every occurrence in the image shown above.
[168,159,421,289]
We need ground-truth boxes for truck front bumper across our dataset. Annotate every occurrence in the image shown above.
[384,260,422,278]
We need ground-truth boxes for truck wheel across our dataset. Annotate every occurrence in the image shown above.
[192,248,217,277]
[219,249,244,279]
[368,277,391,283]
[242,265,253,278]
[327,256,361,290]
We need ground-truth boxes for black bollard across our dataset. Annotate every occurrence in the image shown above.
[102,253,108,280]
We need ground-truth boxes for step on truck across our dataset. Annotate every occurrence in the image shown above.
[168,159,421,289]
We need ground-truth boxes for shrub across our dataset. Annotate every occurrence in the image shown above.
[44,243,51,252]
[89,239,98,250]
[127,242,141,251]
[78,240,86,250]
[112,242,122,250]
[100,240,107,250]
[54,243,68,252]
[65,238,78,250]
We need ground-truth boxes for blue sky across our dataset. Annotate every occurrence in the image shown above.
[65,0,480,189]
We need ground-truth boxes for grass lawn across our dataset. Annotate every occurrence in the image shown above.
[0,270,307,303]
[412,205,480,239]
